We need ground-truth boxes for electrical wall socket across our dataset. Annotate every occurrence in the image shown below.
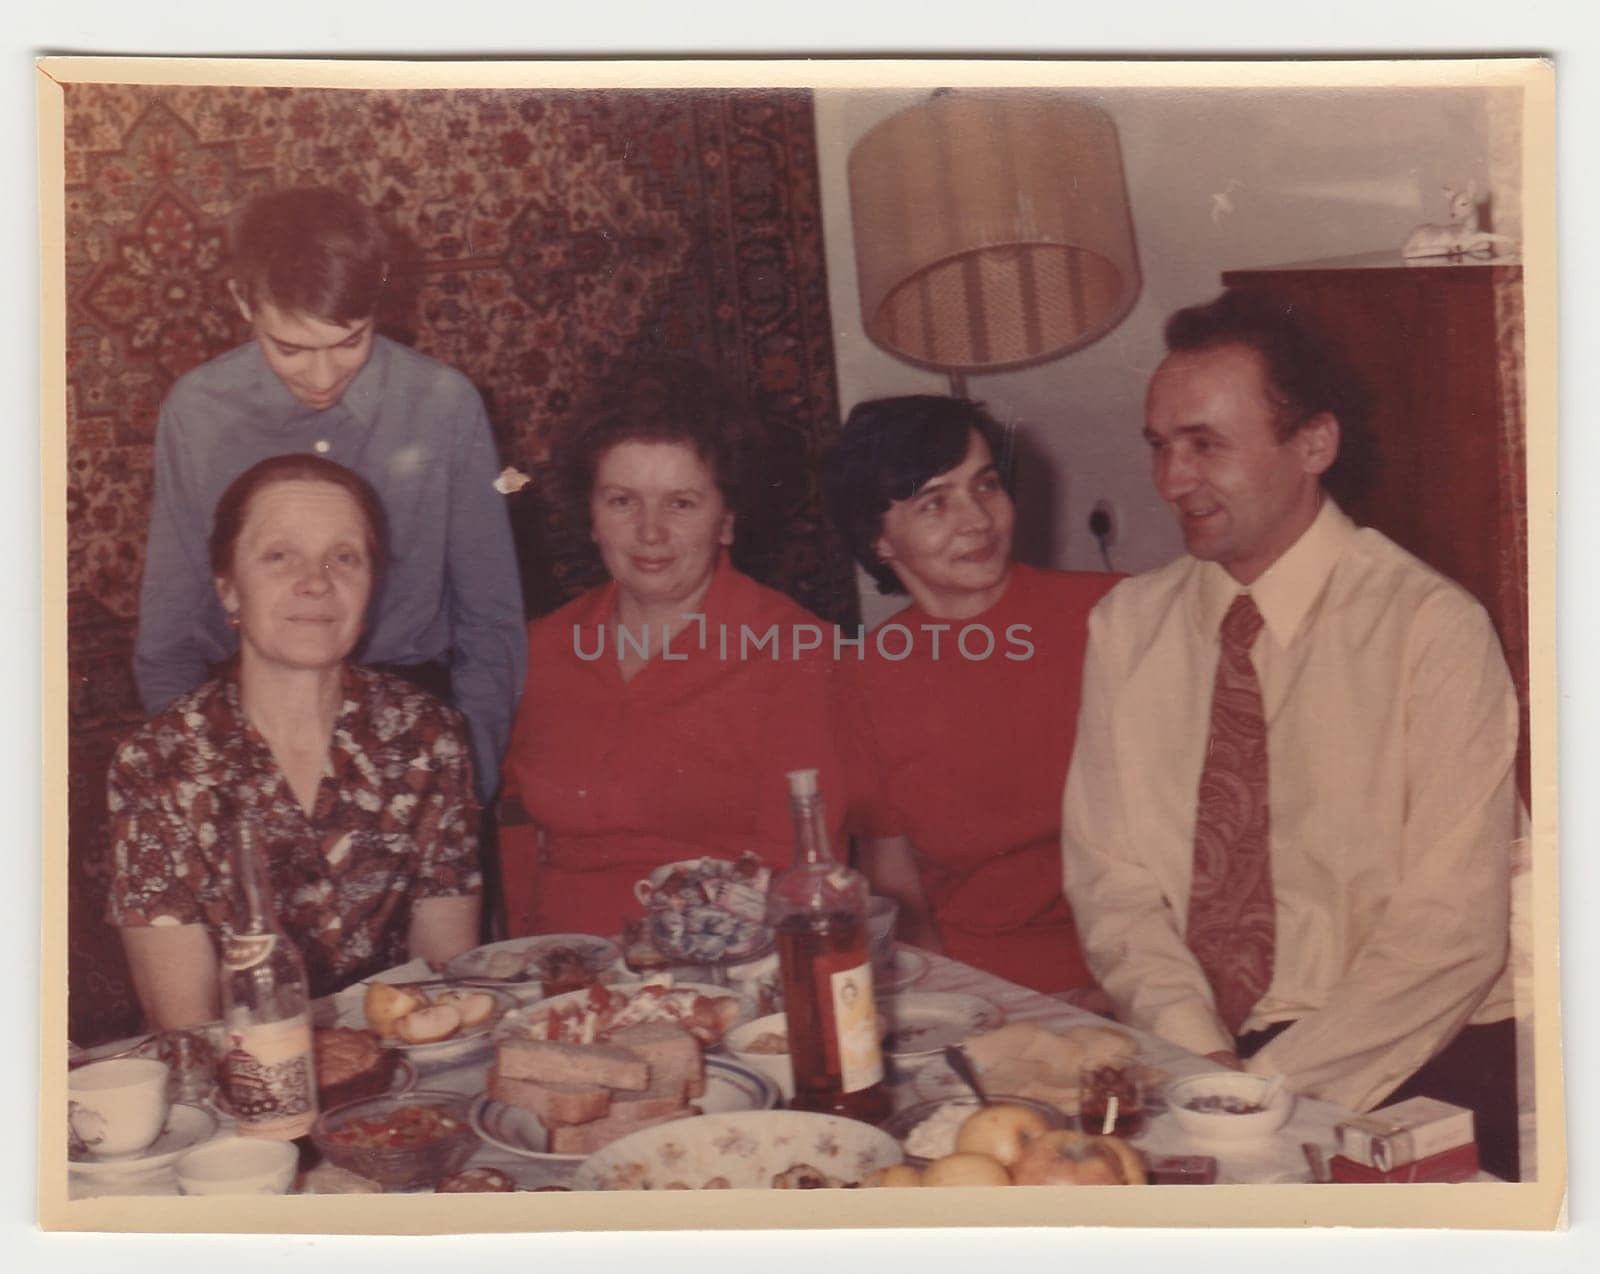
[1089,498,1118,549]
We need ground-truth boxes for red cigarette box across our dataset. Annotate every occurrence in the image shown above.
[1328,1141,1481,1183]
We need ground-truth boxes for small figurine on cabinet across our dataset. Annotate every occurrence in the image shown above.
[1402,182,1518,259]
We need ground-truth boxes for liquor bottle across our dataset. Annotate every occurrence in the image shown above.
[767,768,891,1123]
[217,822,320,1140]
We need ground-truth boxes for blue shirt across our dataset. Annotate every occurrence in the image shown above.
[133,335,527,804]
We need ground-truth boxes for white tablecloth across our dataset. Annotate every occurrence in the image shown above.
[68,945,1412,1196]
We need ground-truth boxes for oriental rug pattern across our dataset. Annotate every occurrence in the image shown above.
[62,83,853,1044]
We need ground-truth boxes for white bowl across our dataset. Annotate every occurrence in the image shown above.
[724,1012,795,1101]
[174,1135,299,1195]
[573,1109,903,1190]
[1165,1072,1294,1141]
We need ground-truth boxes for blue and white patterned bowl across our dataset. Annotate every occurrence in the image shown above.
[649,905,772,964]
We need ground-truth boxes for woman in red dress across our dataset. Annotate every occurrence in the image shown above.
[498,373,849,938]
[822,396,1120,995]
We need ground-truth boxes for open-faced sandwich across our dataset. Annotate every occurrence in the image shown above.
[479,942,597,994]
[515,981,746,1049]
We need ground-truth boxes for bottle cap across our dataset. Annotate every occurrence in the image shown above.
[785,768,819,797]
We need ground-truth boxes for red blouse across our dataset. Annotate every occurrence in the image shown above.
[844,563,1121,992]
[499,559,850,938]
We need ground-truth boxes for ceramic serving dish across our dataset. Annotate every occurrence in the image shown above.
[573,1109,903,1190]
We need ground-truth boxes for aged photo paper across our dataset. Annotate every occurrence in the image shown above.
[37,54,1562,1236]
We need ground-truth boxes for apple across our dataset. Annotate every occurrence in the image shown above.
[863,1163,924,1188]
[921,1152,1012,1187]
[364,981,430,1040]
[1010,1130,1146,1187]
[435,989,498,1029]
[955,1102,1054,1167]
[395,1003,463,1045]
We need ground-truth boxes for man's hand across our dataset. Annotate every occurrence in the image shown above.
[1205,1050,1244,1071]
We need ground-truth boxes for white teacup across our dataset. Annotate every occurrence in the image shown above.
[725,1012,796,1102]
[724,950,782,1013]
[631,858,708,906]
[175,1136,298,1195]
[68,1057,171,1158]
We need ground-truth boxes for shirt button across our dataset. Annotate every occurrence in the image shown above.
[313,439,331,454]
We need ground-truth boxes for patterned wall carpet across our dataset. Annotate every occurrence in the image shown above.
[62,83,855,1044]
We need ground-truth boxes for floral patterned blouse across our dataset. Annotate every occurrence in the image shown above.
[107,665,483,999]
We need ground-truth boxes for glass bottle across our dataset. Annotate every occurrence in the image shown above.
[767,768,891,1123]
[217,822,319,1140]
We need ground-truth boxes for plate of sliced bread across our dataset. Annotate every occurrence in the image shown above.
[471,1043,779,1161]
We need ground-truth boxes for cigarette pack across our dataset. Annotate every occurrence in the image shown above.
[1335,1097,1475,1171]
[1328,1141,1481,1184]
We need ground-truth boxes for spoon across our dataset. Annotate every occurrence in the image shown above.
[942,1045,992,1106]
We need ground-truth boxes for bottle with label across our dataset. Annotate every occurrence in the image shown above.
[767,768,890,1123]
[217,822,319,1140]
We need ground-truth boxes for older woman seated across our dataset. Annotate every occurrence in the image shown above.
[498,371,849,938]
[822,396,1120,995]
[107,455,482,1028]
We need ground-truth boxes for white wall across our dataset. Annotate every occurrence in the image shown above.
[815,85,1506,625]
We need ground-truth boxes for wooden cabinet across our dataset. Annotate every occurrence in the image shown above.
[1223,251,1530,803]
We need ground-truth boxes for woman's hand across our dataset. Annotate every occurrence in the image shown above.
[859,835,944,953]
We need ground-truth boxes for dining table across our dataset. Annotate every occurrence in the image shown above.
[65,941,1483,1199]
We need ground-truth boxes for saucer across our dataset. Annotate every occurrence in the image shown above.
[68,1104,218,1177]
[877,992,1004,1065]
[874,946,930,994]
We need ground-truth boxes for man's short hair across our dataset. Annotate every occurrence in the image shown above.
[1164,289,1374,502]
[231,186,390,324]
[820,395,1008,596]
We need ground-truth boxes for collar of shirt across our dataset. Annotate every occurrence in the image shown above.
[890,560,1034,632]
[216,663,365,802]
[569,554,748,675]
[242,333,391,434]
[1190,496,1356,648]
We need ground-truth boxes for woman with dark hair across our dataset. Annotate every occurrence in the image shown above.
[497,367,849,938]
[821,396,1119,995]
[108,454,483,1028]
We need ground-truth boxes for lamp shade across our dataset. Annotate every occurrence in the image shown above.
[848,91,1140,374]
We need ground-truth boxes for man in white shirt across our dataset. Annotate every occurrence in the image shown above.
[1061,289,1520,1179]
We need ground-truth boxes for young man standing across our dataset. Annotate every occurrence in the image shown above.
[1061,290,1522,1178]
[133,186,526,805]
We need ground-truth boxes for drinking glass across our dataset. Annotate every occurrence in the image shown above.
[1079,1059,1146,1137]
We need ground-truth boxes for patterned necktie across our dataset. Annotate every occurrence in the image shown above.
[1186,591,1275,1035]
